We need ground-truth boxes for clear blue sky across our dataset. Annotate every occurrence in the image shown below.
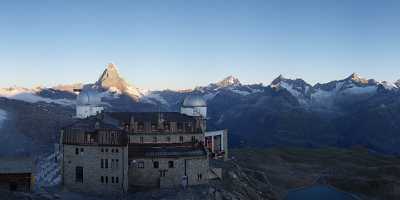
[0,0,399,90]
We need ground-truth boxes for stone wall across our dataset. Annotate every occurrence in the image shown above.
[62,145,128,194]
[128,156,208,189]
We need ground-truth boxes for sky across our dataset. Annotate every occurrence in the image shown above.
[0,0,399,90]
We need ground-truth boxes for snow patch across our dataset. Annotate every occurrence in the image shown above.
[229,88,250,96]
[0,109,7,128]
[0,87,75,106]
[141,92,168,105]
[203,92,219,101]
[279,82,302,98]
[126,85,143,97]
[380,81,398,90]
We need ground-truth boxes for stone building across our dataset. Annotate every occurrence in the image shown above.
[60,94,228,194]
[60,118,129,194]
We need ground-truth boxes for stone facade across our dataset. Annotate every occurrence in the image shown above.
[128,156,208,188]
[61,109,228,194]
[128,133,204,144]
[62,145,128,194]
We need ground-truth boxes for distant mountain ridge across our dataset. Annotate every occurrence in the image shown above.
[0,64,398,109]
[1,64,400,155]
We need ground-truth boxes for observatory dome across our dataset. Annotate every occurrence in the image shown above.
[182,95,207,107]
[76,89,101,106]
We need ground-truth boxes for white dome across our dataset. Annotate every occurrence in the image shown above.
[182,95,207,107]
[77,90,101,106]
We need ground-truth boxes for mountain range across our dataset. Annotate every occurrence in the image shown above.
[1,63,400,155]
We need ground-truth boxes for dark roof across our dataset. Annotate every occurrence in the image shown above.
[129,143,207,158]
[106,112,197,123]
[0,157,33,174]
[63,116,119,132]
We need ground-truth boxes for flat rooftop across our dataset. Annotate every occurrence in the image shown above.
[0,157,33,174]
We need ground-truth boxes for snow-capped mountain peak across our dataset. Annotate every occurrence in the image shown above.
[269,75,313,105]
[271,75,288,85]
[95,63,142,98]
[380,81,398,90]
[215,76,241,87]
[96,63,125,89]
[395,80,400,88]
[344,73,377,85]
[347,73,362,81]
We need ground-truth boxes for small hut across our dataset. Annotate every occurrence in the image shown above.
[0,157,34,192]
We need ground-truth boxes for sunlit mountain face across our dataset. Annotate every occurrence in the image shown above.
[1,64,400,155]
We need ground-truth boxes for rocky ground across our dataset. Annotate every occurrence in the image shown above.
[228,148,400,200]
[3,147,400,200]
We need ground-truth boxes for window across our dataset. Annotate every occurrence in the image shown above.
[75,148,79,155]
[101,159,104,168]
[111,149,114,153]
[179,136,184,143]
[116,159,119,168]
[137,161,144,168]
[116,177,119,183]
[112,177,114,183]
[105,159,108,168]
[105,176,108,183]
[153,161,159,168]
[101,148,104,153]
[168,161,174,168]
[75,166,83,183]
[166,136,171,143]
[105,148,108,153]
[191,136,196,142]
[80,148,84,153]
[159,170,166,177]
[140,136,144,144]
[101,176,104,183]
[153,136,157,143]
[116,149,119,153]
[177,123,183,131]
[197,173,202,180]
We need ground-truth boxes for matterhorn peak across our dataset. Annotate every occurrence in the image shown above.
[95,63,142,98]
[216,76,241,87]
[106,63,118,70]
[98,63,121,81]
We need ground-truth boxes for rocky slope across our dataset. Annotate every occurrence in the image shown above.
[2,147,398,200]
